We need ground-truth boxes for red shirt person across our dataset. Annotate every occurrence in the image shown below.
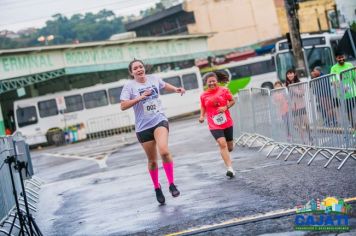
[199,72,236,178]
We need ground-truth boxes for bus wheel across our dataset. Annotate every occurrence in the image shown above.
[261,82,273,90]
[46,128,65,146]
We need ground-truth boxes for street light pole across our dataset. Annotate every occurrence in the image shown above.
[37,35,54,45]
[284,0,307,78]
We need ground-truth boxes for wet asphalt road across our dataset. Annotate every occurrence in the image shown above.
[30,116,356,235]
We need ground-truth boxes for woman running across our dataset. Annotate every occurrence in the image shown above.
[120,59,185,204]
[199,72,236,177]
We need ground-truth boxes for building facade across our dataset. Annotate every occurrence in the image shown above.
[184,0,281,51]
[274,0,341,35]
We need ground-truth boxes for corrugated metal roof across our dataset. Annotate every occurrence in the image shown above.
[0,34,210,55]
[125,4,184,30]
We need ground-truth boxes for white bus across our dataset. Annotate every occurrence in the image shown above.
[201,54,277,94]
[274,32,344,81]
[14,67,203,146]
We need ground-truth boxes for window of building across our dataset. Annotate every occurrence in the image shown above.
[38,99,58,118]
[83,90,108,109]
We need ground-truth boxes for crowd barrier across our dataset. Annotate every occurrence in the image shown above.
[0,133,43,235]
[233,68,356,170]
[86,113,135,142]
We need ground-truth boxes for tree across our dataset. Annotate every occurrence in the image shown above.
[0,10,126,49]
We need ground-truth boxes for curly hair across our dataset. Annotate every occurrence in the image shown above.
[202,70,229,85]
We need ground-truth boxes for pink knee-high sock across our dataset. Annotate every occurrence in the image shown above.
[148,168,160,189]
[163,162,174,185]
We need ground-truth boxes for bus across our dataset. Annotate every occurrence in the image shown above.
[274,32,344,81]
[201,54,277,95]
[14,67,203,146]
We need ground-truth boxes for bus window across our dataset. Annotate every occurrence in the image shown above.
[64,94,83,113]
[305,47,333,74]
[182,73,198,90]
[276,52,295,82]
[38,99,58,118]
[249,60,275,76]
[229,65,250,79]
[83,90,108,109]
[160,76,182,95]
[108,86,123,104]
[16,106,38,127]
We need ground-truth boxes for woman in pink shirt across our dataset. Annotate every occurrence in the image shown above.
[199,72,236,177]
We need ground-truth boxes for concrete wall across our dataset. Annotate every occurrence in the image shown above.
[274,0,336,35]
[184,0,281,51]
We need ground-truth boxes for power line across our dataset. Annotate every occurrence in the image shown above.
[0,0,160,28]
[1,0,127,10]
[0,0,50,7]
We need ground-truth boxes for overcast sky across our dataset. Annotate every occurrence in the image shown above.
[0,0,165,32]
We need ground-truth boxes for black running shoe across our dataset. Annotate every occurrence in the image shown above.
[155,187,165,204]
[169,183,180,197]
[226,167,235,178]
[226,170,234,178]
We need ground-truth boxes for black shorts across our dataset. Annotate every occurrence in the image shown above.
[210,126,233,142]
[136,120,169,143]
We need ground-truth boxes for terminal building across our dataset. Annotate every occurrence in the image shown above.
[0,34,210,134]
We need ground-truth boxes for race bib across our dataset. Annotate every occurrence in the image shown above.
[213,113,227,125]
[143,99,160,115]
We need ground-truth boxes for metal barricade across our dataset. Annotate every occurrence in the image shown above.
[231,94,242,141]
[287,81,312,146]
[339,68,356,148]
[237,89,254,134]
[270,87,290,143]
[234,89,256,145]
[87,113,135,141]
[0,133,42,235]
[309,74,347,148]
[0,135,21,224]
[251,88,272,138]
[232,69,356,169]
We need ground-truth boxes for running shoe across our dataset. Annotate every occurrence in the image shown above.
[169,183,180,197]
[155,186,165,204]
[226,166,235,178]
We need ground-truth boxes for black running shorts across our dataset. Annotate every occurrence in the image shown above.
[210,126,233,142]
[136,120,169,143]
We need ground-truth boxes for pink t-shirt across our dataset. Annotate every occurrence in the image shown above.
[200,86,234,130]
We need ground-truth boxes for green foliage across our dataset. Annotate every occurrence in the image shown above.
[139,0,179,17]
[0,9,126,49]
[350,21,356,32]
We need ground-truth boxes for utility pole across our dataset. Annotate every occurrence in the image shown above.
[284,0,307,78]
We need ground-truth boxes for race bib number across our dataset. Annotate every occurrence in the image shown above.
[213,113,227,125]
[143,99,160,115]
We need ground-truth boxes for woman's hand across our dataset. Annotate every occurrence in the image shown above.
[217,106,228,113]
[175,87,186,96]
[138,89,152,100]
[198,116,205,123]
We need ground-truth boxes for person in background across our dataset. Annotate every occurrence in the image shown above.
[330,51,356,128]
[5,128,12,135]
[273,81,290,140]
[285,69,311,144]
[311,66,336,126]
